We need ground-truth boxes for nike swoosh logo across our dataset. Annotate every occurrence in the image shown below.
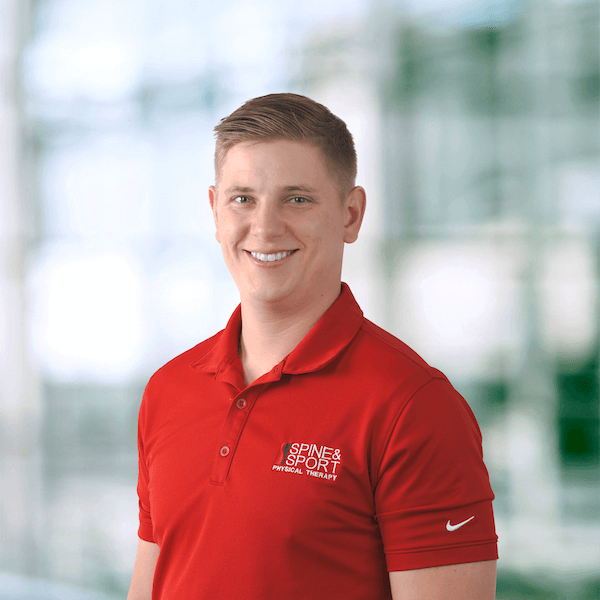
[446,516,475,531]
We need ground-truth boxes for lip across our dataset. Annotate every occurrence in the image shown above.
[245,249,298,265]
[246,249,298,255]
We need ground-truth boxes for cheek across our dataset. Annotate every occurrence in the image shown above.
[319,215,345,243]
[217,219,233,240]
[219,220,246,253]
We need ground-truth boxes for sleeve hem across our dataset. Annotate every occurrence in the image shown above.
[138,524,155,544]
[386,541,498,572]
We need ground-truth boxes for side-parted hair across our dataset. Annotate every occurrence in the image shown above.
[213,93,357,197]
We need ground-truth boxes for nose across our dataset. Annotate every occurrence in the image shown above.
[252,200,286,238]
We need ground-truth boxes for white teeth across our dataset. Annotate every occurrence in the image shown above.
[250,250,294,262]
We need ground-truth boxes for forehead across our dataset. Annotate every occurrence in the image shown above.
[218,140,334,187]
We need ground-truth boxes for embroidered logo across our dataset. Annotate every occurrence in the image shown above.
[272,442,342,481]
[446,516,475,531]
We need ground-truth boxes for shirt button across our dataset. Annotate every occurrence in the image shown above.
[236,398,247,409]
[220,445,230,457]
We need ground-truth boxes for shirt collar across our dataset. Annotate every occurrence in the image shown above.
[191,283,363,384]
[283,283,363,375]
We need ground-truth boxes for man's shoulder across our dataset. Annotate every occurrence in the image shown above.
[147,328,225,385]
[355,317,446,381]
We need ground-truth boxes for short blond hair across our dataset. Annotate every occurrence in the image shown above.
[213,93,357,196]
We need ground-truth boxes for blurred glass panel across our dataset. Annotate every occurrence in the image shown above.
[39,134,155,239]
[28,243,147,382]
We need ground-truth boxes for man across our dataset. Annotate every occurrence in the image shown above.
[127,93,498,600]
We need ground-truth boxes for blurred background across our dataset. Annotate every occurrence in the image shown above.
[0,0,598,598]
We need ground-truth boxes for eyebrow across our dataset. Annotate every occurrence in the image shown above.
[282,185,318,194]
[222,185,318,195]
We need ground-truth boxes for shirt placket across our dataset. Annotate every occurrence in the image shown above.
[210,387,262,485]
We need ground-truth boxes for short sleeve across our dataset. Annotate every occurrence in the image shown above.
[137,389,155,543]
[374,377,498,571]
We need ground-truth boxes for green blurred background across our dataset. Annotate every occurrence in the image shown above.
[0,0,598,598]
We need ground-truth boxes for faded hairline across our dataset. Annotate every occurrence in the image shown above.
[212,93,357,199]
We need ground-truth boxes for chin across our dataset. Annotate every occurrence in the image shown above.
[244,281,297,304]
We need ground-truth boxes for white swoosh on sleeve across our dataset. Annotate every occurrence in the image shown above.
[446,516,475,531]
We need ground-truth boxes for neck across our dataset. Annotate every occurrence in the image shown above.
[238,285,342,385]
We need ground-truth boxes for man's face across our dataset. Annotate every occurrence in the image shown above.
[209,140,364,309]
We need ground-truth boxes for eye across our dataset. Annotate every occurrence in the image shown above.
[233,196,252,204]
[289,196,310,204]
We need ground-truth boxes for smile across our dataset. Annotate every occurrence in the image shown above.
[249,250,296,263]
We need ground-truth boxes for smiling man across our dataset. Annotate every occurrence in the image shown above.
[127,93,498,600]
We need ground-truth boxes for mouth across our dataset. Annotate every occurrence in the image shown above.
[247,250,297,263]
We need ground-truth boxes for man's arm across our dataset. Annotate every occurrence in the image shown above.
[389,560,497,600]
[127,539,160,600]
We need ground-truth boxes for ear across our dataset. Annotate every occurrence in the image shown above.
[343,186,366,244]
[208,186,220,243]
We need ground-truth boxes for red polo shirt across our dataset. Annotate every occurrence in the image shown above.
[137,284,497,599]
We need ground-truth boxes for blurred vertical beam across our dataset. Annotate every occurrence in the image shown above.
[502,0,561,561]
[0,0,42,575]
[379,18,420,332]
